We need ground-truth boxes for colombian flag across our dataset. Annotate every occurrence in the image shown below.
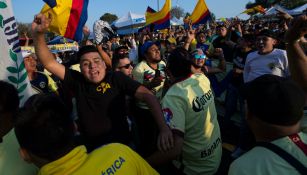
[190,0,211,26]
[41,0,89,41]
[145,0,171,30]
[241,5,265,15]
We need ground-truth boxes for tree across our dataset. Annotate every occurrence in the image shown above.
[245,0,306,9]
[17,22,31,38]
[279,0,307,9]
[185,12,191,18]
[210,12,216,21]
[100,13,118,24]
[171,6,185,19]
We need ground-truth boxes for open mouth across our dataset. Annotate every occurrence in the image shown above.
[90,70,99,78]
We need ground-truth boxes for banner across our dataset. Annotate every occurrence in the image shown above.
[145,0,171,30]
[190,0,211,26]
[21,43,79,53]
[41,0,89,41]
[0,0,33,105]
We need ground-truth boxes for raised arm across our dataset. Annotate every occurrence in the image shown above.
[32,13,65,80]
[285,15,307,100]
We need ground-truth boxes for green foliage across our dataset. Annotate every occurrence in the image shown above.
[100,13,118,24]
[0,1,7,9]
[17,22,32,38]
[210,12,216,21]
[7,49,28,101]
[171,6,185,19]
[246,0,307,9]
[0,15,3,28]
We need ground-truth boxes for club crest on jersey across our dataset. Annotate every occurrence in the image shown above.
[162,108,173,126]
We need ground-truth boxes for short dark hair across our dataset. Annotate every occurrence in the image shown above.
[15,94,75,161]
[243,74,305,126]
[77,45,99,62]
[112,54,129,70]
[167,48,192,78]
[0,81,19,114]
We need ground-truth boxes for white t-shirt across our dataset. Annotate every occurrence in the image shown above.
[229,132,307,175]
[243,49,290,83]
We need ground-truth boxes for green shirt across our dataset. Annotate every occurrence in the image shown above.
[162,73,222,175]
[229,132,307,175]
[0,129,38,175]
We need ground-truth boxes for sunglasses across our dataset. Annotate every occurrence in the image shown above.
[194,54,206,60]
[118,63,132,69]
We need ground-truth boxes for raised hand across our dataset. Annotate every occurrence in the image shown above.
[31,13,51,37]
[82,25,90,37]
[285,15,307,44]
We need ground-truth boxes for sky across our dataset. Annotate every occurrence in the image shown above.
[12,0,250,27]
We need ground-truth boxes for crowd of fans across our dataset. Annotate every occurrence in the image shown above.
[1,9,307,175]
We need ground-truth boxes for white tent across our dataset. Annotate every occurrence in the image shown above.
[288,4,307,15]
[264,5,289,16]
[170,17,184,26]
[113,12,146,34]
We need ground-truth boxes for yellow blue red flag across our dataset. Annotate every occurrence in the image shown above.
[41,0,89,41]
[145,0,171,30]
[190,0,211,25]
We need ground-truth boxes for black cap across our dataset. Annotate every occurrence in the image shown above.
[258,29,277,39]
[243,74,305,126]
[77,45,99,61]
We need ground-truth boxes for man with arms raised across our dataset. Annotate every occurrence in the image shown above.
[31,14,172,152]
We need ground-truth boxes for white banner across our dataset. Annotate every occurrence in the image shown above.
[0,0,33,105]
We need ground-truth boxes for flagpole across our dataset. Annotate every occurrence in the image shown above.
[157,0,160,11]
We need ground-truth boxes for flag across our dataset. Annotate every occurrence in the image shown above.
[254,5,266,14]
[41,0,89,42]
[241,5,266,15]
[145,0,171,30]
[190,0,211,26]
[146,6,156,14]
[0,0,33,105]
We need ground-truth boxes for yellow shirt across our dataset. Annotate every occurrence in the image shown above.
[38,143,159,175]
[162,74,222,175]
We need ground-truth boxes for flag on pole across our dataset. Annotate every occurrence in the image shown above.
[145,0,171,30]
[241,5,266,15]
[146,6,156,14]
[189,0,211,26]
[41,0,89,41]
[0,0,33,105]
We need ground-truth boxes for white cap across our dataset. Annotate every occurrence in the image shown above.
[21,51,32,58]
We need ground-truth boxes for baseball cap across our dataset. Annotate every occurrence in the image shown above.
[22,51,32,58]
[167,37,177,45]
[140,41,160,56]
[258,29,277,39]
[242,74,305,126]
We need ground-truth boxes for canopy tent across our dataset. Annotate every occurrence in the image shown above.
[47,36,75,45]
[170,17,184,26]
[287,4,307,15]
[113,12,146,35]
[264,5,289,16]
